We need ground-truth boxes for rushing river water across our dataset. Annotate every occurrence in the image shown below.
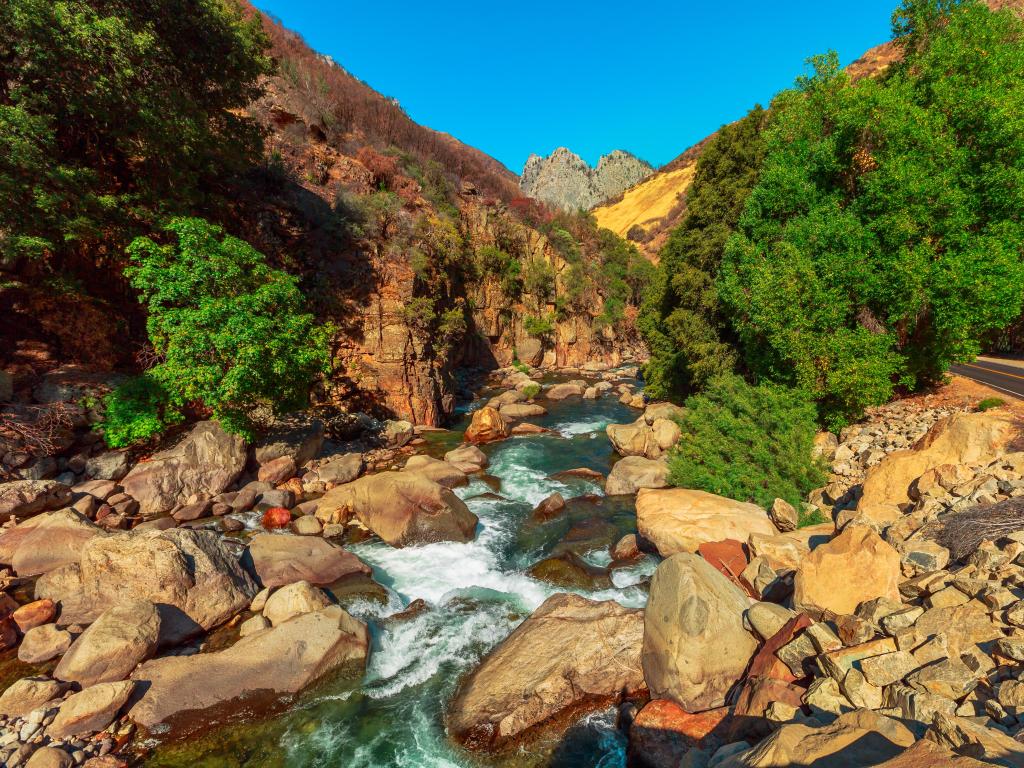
[146,376,656,768]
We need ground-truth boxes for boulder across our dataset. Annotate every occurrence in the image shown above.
[643,553,757,712]
[0,479,72,518]
[487,390,523,409]
[0,676,63,717]
[253,414,324,467]
[650,418,681,453]
[381,419,414,448]
[0,509,102,577]
[498,403,547,420]
[643,402,685,425]
[546,383,584,400]
[54,600,160,686]
[261,506,291,529]
[612,534,642,562]
[256,455,296,485]
[48,681,135,739]
[314,453,364,485]
[262,580,332,626]
[855,412,1017,525]
[19,623,72,664]
[607,418,655,457]
[874,739,989,768]
[636,488,776,557]
[793,525,901,617]
[128,605,368,729]
[767,498,799,533]
[606,456,669,496]
[448,593,644,750]
[464,407,509,444]
[26,747,74,768]
[290,515,322,535]
[121,421,247,517]
[83,451,130,482]
[531,492,566,521]
[444,444,488,473]
[36,528,256,646]
[316,471,478,547]
[401,455,468,488]
[12,599,57,632]
[629,700,730,768]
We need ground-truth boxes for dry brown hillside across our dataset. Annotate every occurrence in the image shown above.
[594,0,1024,258]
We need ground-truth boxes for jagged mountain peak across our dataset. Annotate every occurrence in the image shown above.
[520,147,653,212]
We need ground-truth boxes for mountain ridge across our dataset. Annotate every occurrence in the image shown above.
[520,147,653,212]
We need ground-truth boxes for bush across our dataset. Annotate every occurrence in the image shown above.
[402,296,436,336]
[522,258,555,299]
[512,359,530,374]
[978,397,1007,412]
[521,383,541,400]
[523,313,556,338]
[666,375,826,510]
[101,375,183,448]
[123,217,331,440]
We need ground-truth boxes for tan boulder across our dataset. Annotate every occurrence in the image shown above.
[643,553,757,712]
[546,383,584,400]
[0,479,72,519]
[855,412,1017,525]
[498,403,547,420]
[874,739,989,767]
[315,471,478,547]
[767,498,799,532]
[605,456,669,496]
[793,525,901,618]
[129,605,368,730]
[48,681,135,739]
[19,624,72,664]
[465,407,509,444]
[650,418,681,453]
[636,488,776,557]
[448,593,644,750]
[262,580,332,626]
[401,455,468,488]
[0,676,63,717]
[246,533,369,588]
[444,444,488,473]
[0,509,102,576]
[643,402,685,425]
[606,418,655,457]
[54,600,160,686]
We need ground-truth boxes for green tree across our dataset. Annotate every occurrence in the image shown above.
[720,2,1024,429]
[639,107,766,400]
[0,0,271,266]
[110,218,331,441]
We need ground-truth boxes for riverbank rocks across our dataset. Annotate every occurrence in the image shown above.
[245,533,370,588]
[0,509,101,576]
[54,600,160,686]
[465,407,509,444]
[253,414,324,467]
[121,421,246,517]
[793,525,901,617]
[312,453,364,486]
[381,419,414,448]
[128,605,368,730]
[448,593,644,750]
[545,383,584,400]
[262,580,332,626]
[606,456,669,496]
[643,553,757,712]
[0,479,72,518]
[0,677,63,717]
[316,471,478,546]
[48,681,135,739]
[444,444,488,473]
[498,403,546,420]
[854,411,1017,525]
[36,528,256,646]
[401,455,468,488]
[636,488,776,557]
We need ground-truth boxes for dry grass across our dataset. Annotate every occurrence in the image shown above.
[931,496,1024,561]
[592,164,696,245]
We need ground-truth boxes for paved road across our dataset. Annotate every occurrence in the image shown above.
[950,359,1024,399]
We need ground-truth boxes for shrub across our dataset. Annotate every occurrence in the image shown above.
[402,296,436,336]
[512,359,530,374]
[798,507,829,528]
[437,307,466,345]
[521,383,541,400]
[523,313,556,338]
[123,217,331,440]
[978,397,1007,412]
[101,375,183,448]
[522,258,555,299]
[666,375,826,510]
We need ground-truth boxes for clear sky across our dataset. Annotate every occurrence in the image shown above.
[254,1,898,173]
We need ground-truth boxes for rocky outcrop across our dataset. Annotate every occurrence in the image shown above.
[520,147,653,212]
[36,528,256,645]
[315,471,478,546]
[606,402,684,459]
[120,421,247,517]
[448,593,645,750]
[245,533,369,588]
[643,553,757,712]
[636,488,777,557]
[128,605,368,730]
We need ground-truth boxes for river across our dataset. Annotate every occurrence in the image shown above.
[146,374,656,767]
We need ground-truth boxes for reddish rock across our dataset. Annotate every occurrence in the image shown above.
[612,534,642,562]
[747,613,813,683]
[698,539,754,598]
[629,700,730,768]
[261,507,292,530]
[259,455,297,484]
[0,617,17,650]
[12,599,56,633]
[532,493,566,521]
[279,476,304,499]
[464,407,509,444]
[731,677,806,741]
[510,422,548,435]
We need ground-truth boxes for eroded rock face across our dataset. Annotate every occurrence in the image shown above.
[448,593,645,751]
[643,553,757,712]
[121,421,247,517]
[636,488,776,557]
[246,533,369,588]
[315,471,478,546]
[36,528,256,646]
[128,605,369,731]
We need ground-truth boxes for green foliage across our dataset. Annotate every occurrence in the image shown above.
[523,313,556,338]
[720,4,1024,429]
[667,375,827,510]
[521,383,540,400]
[798,507,829,528]
[522,258,556,299]
[402,297,437,336]
[512,359,530,374]
[0,0,271,264]
[437,307,466,345]
[594,227,656,331]
[640,107,766,401]
[978,397,1007,412]
[125,218,331,439]
[100,375,183,448]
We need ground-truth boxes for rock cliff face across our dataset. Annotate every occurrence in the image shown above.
[521,148,652,212]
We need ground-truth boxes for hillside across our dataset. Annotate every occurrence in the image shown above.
[520,147,653,212]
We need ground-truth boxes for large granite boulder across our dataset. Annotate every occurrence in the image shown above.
[606,456,669,496]
[315,471,478,547]
[793,525,901,617]
[855,411,1017,525]
[0,480,72,519]
[121,421,246,516]
[0,509,101,576]
[636,488,776,557]
[54,600,160,687]
[546,383,584,400]
[0,677,63,717]
[444,444,488,473]
[607,418,657,458]
[253,414,324,467]
[448,593,644,750]
[128,605,368,730]
[261,580,332,626]
[48,681,135,739]
[498,403,547,421]
[312,453,364,485]
[401,455,468,488]
[465,407,509,444]
[245,533,370,588]
[643,553,757,712]
[36,528,256,646]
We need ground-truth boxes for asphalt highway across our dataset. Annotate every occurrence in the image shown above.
[950,357,1024,400]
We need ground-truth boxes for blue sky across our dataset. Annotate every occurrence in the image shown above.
[254,1,897,173]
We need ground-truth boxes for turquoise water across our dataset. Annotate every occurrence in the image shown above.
[145,382,654,768]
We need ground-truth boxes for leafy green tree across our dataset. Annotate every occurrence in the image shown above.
[109,218,331,441]
[667,375,826,510]
[0,0,271,266]
[720,2,1024,429]
[639,108,766,400]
